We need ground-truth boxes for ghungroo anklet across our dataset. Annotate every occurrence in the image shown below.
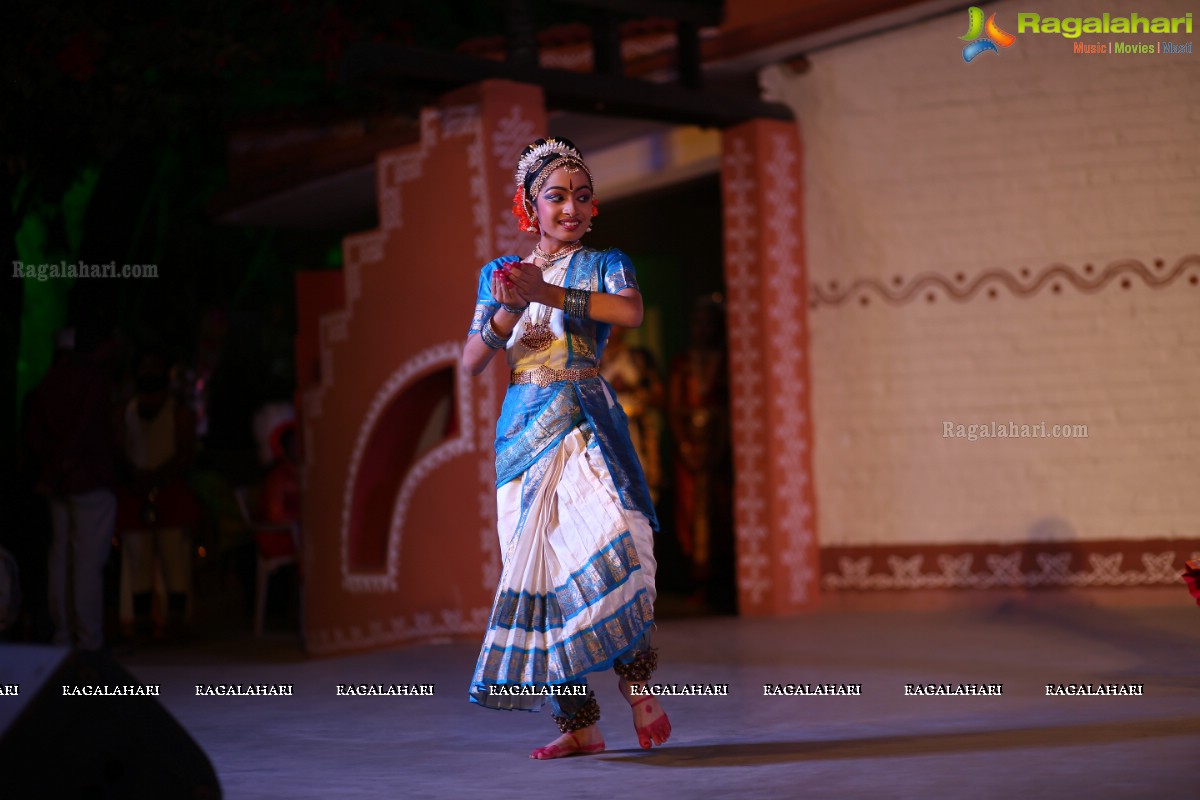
[613,647,658,682]
[552,696,601,733]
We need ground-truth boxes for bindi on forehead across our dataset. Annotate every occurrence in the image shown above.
[543,177,592,194]
[544,166,591,192]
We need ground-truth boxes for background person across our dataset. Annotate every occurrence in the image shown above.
[600,326,665,505]
[23,326,118,650]
[669,299,735,611]
[116,346,199,640]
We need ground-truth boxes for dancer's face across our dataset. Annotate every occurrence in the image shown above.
[534,166,592,244]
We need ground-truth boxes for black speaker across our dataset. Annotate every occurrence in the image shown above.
[0,645,221,799]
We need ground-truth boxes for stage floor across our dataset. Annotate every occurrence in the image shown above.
[122,597,1199,800]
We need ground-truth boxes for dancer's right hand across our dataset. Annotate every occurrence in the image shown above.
[492,270,528,311]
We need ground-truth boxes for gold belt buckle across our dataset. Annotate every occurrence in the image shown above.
[531,365,556,388]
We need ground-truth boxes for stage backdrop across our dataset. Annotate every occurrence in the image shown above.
[762,0,1200,593]
[299,80,545,655]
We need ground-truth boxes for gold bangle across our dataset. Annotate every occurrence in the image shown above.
[563,288,591,320]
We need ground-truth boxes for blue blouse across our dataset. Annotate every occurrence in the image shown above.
[467,247,658,530]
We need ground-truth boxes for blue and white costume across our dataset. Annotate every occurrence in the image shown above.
[467,247,658,714]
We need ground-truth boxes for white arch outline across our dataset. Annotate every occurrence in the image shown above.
[340,341,474,592]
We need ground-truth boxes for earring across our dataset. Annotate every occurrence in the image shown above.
[512,189,540,233]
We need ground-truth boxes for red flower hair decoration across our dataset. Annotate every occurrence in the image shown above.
[511,188,538,233]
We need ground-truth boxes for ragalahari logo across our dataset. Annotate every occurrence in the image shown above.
[960,6,1017,61]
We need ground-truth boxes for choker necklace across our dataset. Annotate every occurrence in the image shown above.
[532,242,581,266]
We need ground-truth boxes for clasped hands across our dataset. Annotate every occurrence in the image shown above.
[492,261,548,310]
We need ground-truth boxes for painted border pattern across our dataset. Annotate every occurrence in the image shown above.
[722,134,771,606]
[822,541,1200,590]
[763,131,816,606]
[811,255,1200,309]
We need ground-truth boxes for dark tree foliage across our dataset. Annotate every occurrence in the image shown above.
[1,0,648,454]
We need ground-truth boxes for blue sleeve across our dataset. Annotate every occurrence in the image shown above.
[467,257,518,338]
[600,248,640,294]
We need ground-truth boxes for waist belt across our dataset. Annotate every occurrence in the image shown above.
[510,366,599,388]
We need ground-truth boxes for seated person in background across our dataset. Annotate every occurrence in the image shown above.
[259,420,300,559]
[116,347,198,640]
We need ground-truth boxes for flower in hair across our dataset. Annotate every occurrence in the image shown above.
[511,187,538,233]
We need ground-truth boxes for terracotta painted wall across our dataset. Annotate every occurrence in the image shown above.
[721,120,820,614]
[760,0,1200,591]
[300,81,546,655]
[294,270,345,458]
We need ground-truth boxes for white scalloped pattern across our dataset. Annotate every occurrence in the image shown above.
[340,342,474,592]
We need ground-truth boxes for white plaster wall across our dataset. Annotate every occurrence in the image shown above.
[762,0,1200,546]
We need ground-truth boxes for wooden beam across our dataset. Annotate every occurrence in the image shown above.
[677,19,702,88]
[591,10,623,76]
[342,43,792,127]
[504,0,538,67]
[559,0,723,27]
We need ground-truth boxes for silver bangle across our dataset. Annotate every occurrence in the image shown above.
[480,318,509,350]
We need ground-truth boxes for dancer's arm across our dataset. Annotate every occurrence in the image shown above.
[506,262,643,328]
[462,272,529,376]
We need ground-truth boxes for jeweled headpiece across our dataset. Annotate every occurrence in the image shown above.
[511,137,595,234]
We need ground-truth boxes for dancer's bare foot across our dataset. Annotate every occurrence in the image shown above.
[529,724,606,760]
[619,678,671,749]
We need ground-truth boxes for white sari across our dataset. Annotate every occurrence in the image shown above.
[469,253,657,712]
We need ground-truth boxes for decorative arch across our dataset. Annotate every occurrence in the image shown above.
[340,342,472,592]
[298,80,546,655]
